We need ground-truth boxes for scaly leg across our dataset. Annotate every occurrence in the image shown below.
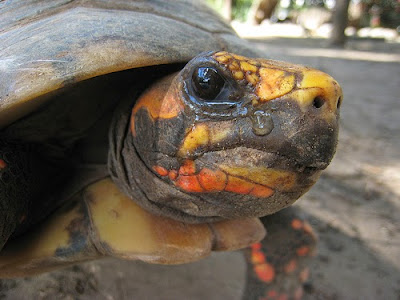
[243,207,317,300]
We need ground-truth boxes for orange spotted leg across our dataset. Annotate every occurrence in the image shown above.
[242,207,317,300]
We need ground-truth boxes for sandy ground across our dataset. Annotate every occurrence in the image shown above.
[1,37,399,300]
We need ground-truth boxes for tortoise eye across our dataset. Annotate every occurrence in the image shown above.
[192,67,225,100]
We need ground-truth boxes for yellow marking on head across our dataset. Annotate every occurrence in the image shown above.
[300,70,335,89]
[287,88,323,107]
[178,124,209,157]
[281,68,342,122]
[214,52,260,86]
[219,165,297,191]
[229,60,240,71]
[232,53,247,61]
[209,121,233,145]
[233,71,244,80]
[213,51,342,119]
[214,53,230,63]
[248,59,261,66]
[240,61,258,73]
[246,73,259,86]
[257,68,295,101]
[214,51,228,57]
[297,70,342,110]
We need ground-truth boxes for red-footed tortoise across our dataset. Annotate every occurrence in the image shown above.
[0,0,342,298]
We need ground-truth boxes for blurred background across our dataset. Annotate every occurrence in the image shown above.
[206,0,399,43]
[1,1,399,299]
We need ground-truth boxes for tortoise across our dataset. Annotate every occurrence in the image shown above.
[0,0,342,298]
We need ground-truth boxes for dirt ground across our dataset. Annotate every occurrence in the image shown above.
[1,37,399,300]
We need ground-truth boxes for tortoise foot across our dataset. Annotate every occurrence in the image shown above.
[243,207,317,300]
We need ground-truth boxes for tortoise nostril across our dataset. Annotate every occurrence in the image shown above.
[312,96,325,109]
[337,96,342,109]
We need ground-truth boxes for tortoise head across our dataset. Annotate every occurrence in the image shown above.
[110,51,342,223]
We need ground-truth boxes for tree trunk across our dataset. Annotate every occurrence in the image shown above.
[221,0,232,21]
[330,0,351,46]
[248,0,279,25]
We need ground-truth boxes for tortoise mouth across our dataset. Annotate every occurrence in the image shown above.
[144,146,325,223]
[109,68,338,224]
[197,146,331,173]
[110,97,335,223]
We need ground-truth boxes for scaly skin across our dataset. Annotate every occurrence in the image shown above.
[120,51,341,299]
[243,207,317,300]
[124,51,342,221]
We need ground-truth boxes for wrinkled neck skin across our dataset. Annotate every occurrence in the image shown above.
[108,77,223,223]
[109,52,341,223]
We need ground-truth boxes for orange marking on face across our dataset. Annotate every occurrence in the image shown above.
[175,175,204,193]
[153,166,168,177]
[251,243,262,251]
[131,73,182,135]
[296,246,310,257]
[159,88,185,118]
[299,267,310,283]
[254,263,275,283]
[284,259,298,274]
[179,160,196,175]
[198,168,227,192]
[251,251,266,265]
[250,185,274,198]
[168,170,178,181]
[291,218,303,230]
[225,176,254,195]
[0,159,7,169]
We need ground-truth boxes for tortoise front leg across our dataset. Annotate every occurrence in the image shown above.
[0,178,265,278]
[242,207,317,300]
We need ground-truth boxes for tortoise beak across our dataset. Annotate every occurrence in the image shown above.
[234,61,342,172]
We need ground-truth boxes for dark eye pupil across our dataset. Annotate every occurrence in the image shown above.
[192,67,225,100]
